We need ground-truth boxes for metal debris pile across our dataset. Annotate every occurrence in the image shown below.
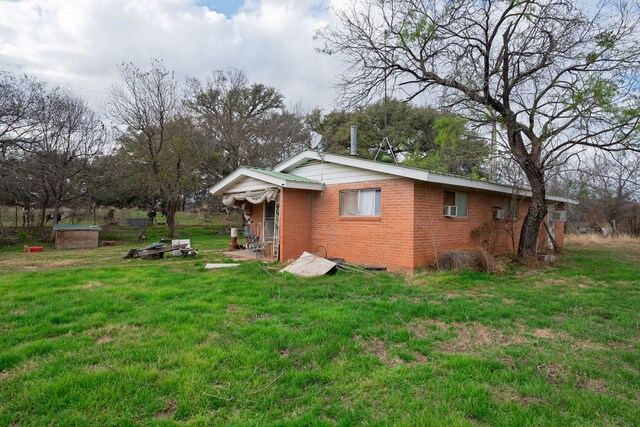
[280,251,386,277]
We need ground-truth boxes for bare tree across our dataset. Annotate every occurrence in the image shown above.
[578,151,639,233]
[0,72,44,152]
[186,69,286,179]
[1,86,107,240]
[319,0,640,258]
[31,90,107,240]
[254,107,312,168]
[108,61,186,237]
[108,61,213,237]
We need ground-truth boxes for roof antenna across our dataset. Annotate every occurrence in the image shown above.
[374,29,398,164]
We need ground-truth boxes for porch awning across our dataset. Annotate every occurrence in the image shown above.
[222,188,280,208]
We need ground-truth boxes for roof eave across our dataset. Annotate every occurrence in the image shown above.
[275,150,579,204]
[284,182,324,191]
[209,166,323,196]
[209,167,284,196]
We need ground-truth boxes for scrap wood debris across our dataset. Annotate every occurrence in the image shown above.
[123,240,198,260]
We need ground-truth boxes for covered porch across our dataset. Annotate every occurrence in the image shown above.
[210,167,323,261]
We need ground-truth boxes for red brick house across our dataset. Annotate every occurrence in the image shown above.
[210,150,574,272]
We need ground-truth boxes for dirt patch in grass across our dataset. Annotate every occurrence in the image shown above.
[534,278,567,287]
[81,281,104,290]
[9,308,27,315]
[440,323,528,353]
[491,385,546,407]
[536,363,567,385]
[96,336,114,344]
[0,371,10,381]
[354,336,429,368]
[85,324,145,344]
[553,313,567,323]
[356,337,402,367]
[530,328,608,351]
[502,298,516,304]
[408,319,449,339]
[410,320,528,354]
[533,328,570,340]
[154,400,177,419]
[577,376,609,394]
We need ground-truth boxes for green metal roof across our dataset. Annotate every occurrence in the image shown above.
[249,168,319,184]
[53,224,102,231]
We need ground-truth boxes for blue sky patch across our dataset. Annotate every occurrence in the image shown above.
[197,0,245,18]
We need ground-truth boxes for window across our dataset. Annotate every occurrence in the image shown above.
[340,189,381,216]
[443,191,468,217]
[503,198,519,219]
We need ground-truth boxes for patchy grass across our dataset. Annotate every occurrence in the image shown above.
[0,238,638,425]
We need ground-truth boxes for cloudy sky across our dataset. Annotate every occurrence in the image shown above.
[0,0,347,113]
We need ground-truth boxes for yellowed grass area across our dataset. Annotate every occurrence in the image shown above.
[0,246,129,273]
[565,233,640,249]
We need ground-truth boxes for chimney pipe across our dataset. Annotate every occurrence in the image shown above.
[350,126,357,156]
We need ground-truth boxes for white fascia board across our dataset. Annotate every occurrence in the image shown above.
[275,150,431,181]
[546,195,579,205]
[284,182,324,190]
[209,168,286,195]
[275,150,578,204]
[426,173,530,197]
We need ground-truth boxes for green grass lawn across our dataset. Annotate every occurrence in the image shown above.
[0,234,638,426]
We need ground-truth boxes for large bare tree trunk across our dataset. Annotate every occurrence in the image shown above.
[518,163,547,259]
[165,197,178,238]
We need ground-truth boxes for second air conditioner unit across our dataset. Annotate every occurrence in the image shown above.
[443,205,458,217]
[493,209,507,220]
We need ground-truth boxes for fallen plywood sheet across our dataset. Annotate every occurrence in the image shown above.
[280,252,337,277]
[205,263,240,269]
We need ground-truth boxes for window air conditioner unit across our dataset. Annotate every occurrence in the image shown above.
[493,209,507,220]
[443,205,458,217]
[550,211,567,222]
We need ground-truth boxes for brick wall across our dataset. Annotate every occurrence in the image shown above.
[279,189,313,261]
[308,178,416,272]
[413,182,530,266]
[273,179,566,272]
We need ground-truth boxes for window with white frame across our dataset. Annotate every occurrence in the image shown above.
[443,190,468,217]
[339,189,381,216]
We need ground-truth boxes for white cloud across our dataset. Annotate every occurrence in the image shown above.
[0,0,345,112]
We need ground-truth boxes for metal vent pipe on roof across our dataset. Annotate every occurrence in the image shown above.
[350,126,357,156]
